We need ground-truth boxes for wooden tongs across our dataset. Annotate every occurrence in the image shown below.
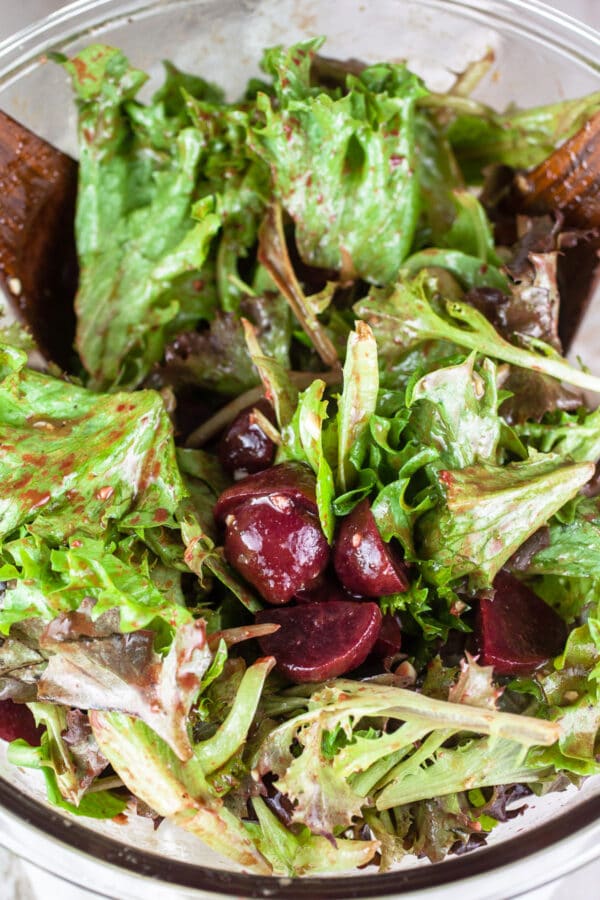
[0,110,78,369]
[511,109,600,349]
[513,109,600,229]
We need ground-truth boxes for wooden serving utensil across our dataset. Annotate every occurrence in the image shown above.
[513,109,600,228]
[0,110,78,369]
[512,109,600,350]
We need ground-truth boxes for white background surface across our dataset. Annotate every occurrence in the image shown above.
[0,1,598,898]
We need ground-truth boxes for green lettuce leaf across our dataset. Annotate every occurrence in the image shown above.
[438,90,600,182]
[419,453,594,588]
[90,657,275,873]
[337,322,379,491]
[62,45,221,389]
[0,346,185,543]
[251,42,427,282]
[406,353,501,469]
[0,535,190,635]
[247,796,378,875]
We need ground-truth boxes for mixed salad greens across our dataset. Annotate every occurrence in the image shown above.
[1,37,600,875]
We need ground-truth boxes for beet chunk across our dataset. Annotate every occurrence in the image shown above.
[224,496,329,605]
[373,613,402,659]
[256,600,382,683]
[333,499,409,597]
[0,699,42,745]
[477,570,567,675]
[218,399,277,478]
[214,462,318,522]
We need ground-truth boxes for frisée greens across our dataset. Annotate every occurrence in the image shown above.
[2,37,600,875]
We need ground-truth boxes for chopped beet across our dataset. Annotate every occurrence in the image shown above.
[256,600,382,683]
[218,398,276,478]
[333,499,409,597]
[372,613,402,659]
[0,699,42,745]
[223,496,329,605]
[214,462,318,522]
[477,570,567,675]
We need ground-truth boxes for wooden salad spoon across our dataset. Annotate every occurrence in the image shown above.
[0,110,78,369]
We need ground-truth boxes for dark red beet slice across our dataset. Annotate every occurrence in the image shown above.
[256,600,382,683]
[218,399,277,478]
[214,462,318,523]
[224,496,330,605]
[333,499,409,597]
[477,570,567,675]
[373,613,402,659]
[0,699,42,745]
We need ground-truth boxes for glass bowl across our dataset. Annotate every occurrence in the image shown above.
[0,1,599,897]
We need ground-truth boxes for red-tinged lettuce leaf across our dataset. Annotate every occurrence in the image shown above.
[37,609,212,761]
[89,660,275,872]
[418,454,594,589]
[0,620,47,701]
[154,292,292,398]
[0,346,186,543]
[26,703,108,804]
[250,42,427,283]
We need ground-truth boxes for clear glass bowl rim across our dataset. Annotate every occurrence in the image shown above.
[0,0,599,897]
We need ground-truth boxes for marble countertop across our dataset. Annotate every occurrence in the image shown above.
[0,1,598,898]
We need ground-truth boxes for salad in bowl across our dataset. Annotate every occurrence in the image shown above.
[0,30,599,880]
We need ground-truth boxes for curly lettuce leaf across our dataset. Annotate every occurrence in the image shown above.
[251,43,427,282]
[419,454,593,588]
[0,346,185,543]
[355,275,600,394]
[0,535,190,635]
[61,45,222,389]
[256,678,558,836]
[406,353,501,469]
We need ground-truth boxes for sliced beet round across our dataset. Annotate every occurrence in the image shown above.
[214,461,318,523]
[372,613,402,659]
[218,398,277,478]
[477,570,567,675]
[0,699,42,745]
[255,600,382,683]
[224,496,330,605]
[333,499,409,597]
